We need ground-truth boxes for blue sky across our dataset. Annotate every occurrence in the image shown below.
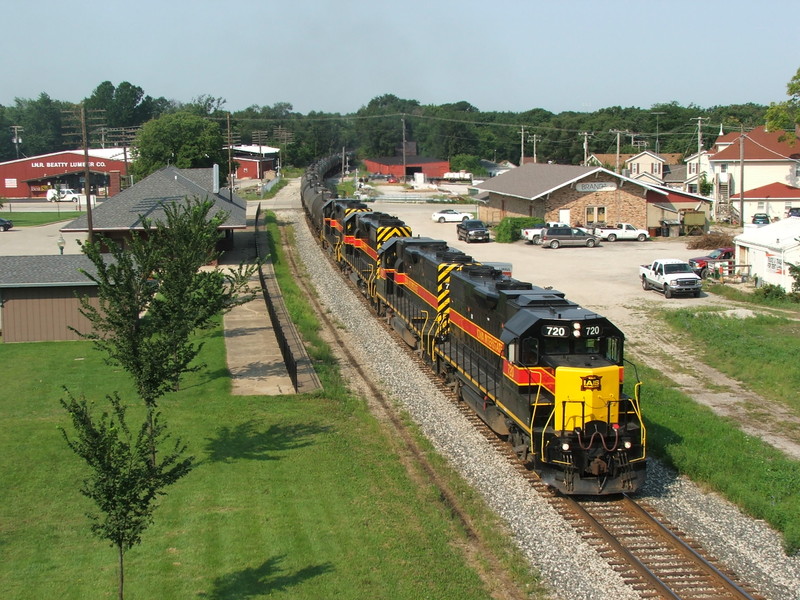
[2,0,796,115]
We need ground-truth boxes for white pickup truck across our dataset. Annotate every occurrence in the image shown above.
[520,222,569,244]
[593,223,649,242]
[640,259,702,298]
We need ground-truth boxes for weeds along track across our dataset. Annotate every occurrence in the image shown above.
[284,216,764,600]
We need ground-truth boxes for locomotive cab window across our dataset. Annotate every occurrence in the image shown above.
[515,337,539,367]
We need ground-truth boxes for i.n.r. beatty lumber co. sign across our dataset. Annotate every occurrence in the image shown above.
[576,182,617,192]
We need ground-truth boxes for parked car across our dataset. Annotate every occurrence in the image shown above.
[520,221,569,244]
[592,223,649,242]
[456,219,490,243]
[387,177,398,183]
[688,247,734,278]
[431,208,473,223]
[46,188,81,202]
[540,226,601,249]
[752,213,771,225]
[0,217,12,231]
[787,207,800,218]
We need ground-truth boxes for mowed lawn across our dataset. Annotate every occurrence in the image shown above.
[0,326,520,599]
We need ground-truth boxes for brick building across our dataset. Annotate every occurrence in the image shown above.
[473,163,711,233]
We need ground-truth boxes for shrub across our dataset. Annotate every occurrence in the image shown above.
[753,283,787,301]
[493,216,541,243]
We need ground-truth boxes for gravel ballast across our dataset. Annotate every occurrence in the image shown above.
[283,207,799,600]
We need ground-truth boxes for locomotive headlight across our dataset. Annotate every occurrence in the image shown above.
[572,322,581,337]
[561,442,570,451]
[623,441,632,449]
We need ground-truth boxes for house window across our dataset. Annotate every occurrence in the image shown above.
[795,162,800,177]
[720,163,728,173]
[585,206,606,225]
[688,163,697,175]
[757,202,765,211]
[688,184,698,194]
[631,163,639,175]
[651,163,660,174]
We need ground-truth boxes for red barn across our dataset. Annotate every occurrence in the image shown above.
[0,148,129,199]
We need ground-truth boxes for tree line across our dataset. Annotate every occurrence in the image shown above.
[1,78,792,174]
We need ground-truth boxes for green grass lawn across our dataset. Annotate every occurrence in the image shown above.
[636,305,800,553]
[1,211,83,226]
[0,327,541,599]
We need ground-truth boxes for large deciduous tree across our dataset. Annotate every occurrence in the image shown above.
[60,391,193,600]
[130,112,227,181]
[84,80,164,128]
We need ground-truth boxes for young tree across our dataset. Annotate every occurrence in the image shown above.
[60,391,193,600]
[75,198,258,410]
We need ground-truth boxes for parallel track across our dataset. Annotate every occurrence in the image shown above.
[291,213,764,600]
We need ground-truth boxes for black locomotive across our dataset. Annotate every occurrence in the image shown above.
[301,156,646,495]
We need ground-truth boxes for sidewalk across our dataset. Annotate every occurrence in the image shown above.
[221,199,296,395]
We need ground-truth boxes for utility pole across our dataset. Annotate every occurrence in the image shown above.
[531,134,541,164]
[10,125,23,158]
[79,105,95,243]
[252,130,269,179]
[519,126,526,164]
[226,113,235,199]
[739,125,745,226]
[609,129,628,173]
[401,115,407,182]
[579,132,592,165]
[690,117,706,193]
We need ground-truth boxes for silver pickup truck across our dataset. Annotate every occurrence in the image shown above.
[640,258,702,298]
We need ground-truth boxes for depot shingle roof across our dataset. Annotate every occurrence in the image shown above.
[61,166,246,232]
[0,255,101,288]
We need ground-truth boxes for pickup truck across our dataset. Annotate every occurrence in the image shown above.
[593,223,649,242]
[640,259,702,298]
[520,222,569,244]
[688,247,734,278]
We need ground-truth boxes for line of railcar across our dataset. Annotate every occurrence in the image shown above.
[300,156,646,495]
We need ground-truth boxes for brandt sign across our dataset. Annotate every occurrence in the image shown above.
[577,182,617,192]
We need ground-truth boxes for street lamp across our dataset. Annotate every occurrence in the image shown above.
[57,234,65,255]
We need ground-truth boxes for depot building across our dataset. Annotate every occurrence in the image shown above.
[0,148,129,199]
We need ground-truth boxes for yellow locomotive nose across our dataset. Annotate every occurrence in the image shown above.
[553,365,622,433]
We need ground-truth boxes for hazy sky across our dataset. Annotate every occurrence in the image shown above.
[2,0,797,115]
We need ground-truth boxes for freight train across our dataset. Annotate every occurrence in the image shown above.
[301,156,646,495]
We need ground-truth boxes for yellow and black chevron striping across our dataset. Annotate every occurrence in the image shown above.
[376,226,412,246]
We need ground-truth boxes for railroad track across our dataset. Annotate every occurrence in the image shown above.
[285,215,764,600]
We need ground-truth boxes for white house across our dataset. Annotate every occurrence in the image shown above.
[702,126,800,222]
[734,217,800,291]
